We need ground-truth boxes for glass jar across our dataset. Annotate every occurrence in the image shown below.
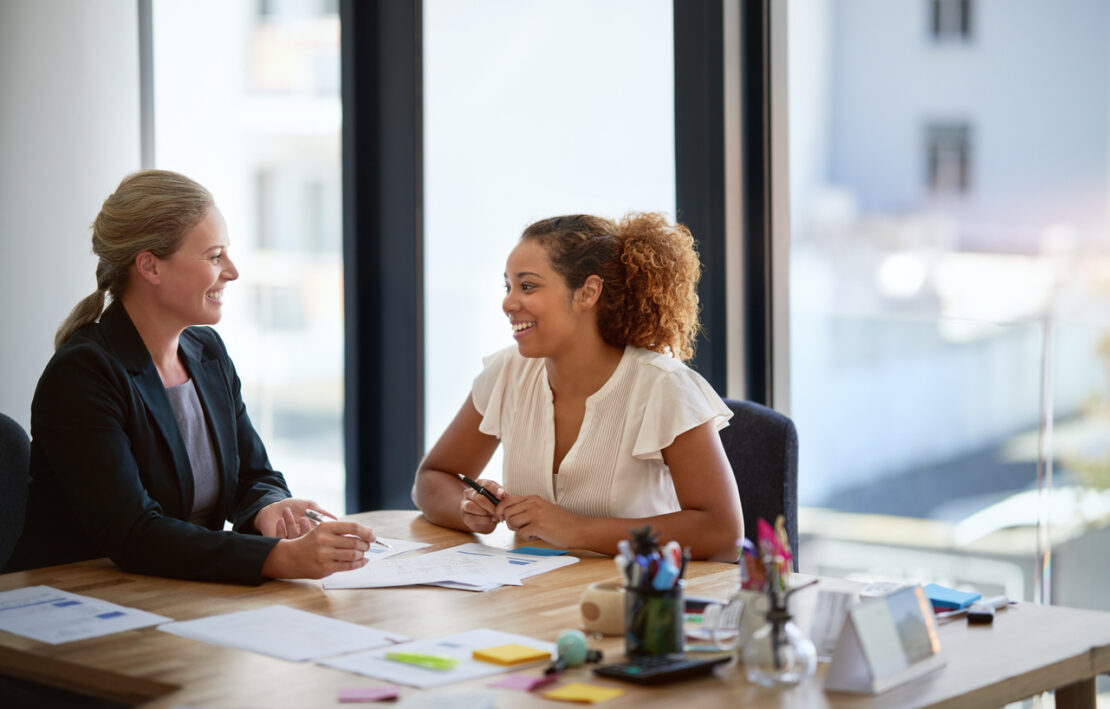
[742,605,817,688]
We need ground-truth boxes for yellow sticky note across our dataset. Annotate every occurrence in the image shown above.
[544,682,625,703]
[472,643,552,666]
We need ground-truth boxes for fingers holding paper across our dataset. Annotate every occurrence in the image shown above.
[459,478,504,534]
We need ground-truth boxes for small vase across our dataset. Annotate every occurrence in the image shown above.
[704,589,767,653]
[742,601,817,688]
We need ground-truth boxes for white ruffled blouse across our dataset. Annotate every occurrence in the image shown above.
[471,344,732,519]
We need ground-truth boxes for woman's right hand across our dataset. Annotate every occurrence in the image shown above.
[261,521,375,579]
[459,478,505,534]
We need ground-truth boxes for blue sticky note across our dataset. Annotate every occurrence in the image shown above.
[923,583,980,610]
[513,546,568,556]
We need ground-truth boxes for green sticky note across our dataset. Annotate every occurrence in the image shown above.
[385,651,458,670]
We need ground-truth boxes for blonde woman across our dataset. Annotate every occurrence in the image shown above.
[413,214,743,560]
[6,170,375,583]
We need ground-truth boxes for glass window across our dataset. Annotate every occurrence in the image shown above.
[788,0,1110,622]
[925,121,972,195]
[152,0,345,514]
[930,0,973,41]
[422,0,676,479]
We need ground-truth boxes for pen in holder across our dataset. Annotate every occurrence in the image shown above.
[625,581,684,659]
[618,526,688,660]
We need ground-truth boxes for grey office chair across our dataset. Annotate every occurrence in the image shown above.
[719,399,799,571]
[0,412,31,570]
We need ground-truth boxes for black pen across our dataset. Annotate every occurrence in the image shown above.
[304,508,393,550]
[456,473,501,506]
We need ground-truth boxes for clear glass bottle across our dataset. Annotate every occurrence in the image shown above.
[742,603,817,688]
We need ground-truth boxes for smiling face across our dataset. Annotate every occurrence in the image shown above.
[502,239,588,359]
[153,207,238,328]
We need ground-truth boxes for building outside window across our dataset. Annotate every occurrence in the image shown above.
[930,0,973,41]
[152,0,345,514]
[422,0,676,482]
[925,121,972,196]
[788,0,1110,639]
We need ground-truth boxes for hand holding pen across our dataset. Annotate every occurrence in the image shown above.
[261,510,379,579]
[454,474,505,534]
[304,508,393,550]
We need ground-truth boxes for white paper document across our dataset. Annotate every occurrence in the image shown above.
[363,536,432,560]
[158,605,409,662]
[427,544,580,591]
[0,585,171,644]
[322,543,578,591]
[319,628,556,688]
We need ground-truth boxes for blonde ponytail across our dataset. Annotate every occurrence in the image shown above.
[53,169,214,349]
[55,289,107,350]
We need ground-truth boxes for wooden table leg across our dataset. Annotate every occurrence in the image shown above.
[1055,678,1096,709]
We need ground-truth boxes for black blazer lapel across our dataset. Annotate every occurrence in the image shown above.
[99,302,194,517]
[180,333,236,522]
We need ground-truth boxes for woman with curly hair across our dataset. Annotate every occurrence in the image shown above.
[412,213,743,560]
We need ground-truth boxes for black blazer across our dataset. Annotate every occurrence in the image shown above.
[6,302,289,584]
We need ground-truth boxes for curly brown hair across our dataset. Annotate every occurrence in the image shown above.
[521,212,701,361]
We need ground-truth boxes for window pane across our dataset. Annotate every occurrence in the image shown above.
[423,0,676,477]
[788,0,1110,619]
[152,0,345,514]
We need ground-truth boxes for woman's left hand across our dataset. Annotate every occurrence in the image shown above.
[497,494,583,549]
[254,499,336,539]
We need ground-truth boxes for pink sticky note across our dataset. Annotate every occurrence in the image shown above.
[489,673,559,691]
[338,686,401,702]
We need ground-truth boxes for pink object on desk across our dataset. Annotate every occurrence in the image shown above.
[489,673,559,691]
[338,686,401,702]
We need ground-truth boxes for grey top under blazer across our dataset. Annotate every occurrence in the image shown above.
[5,301,289,584]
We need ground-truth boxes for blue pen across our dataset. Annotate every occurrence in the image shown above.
[652,560,680,590]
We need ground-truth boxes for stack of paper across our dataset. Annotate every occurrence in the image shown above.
[0,585,171,644]
[323,543,579,591]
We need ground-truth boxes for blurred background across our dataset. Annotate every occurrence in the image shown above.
[1,4,1107,689]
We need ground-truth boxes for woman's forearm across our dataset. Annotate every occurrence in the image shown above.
[411,467,470,531]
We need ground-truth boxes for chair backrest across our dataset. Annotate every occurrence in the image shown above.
[719,398,799,570]
[0,412,31,570]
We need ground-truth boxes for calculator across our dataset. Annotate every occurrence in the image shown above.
[593,654,731,685]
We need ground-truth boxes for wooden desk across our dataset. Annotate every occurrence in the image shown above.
[0,510,1107,708]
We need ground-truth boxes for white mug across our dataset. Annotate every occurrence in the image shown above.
[580,581,626,636]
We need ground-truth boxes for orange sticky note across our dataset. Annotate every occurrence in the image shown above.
[472,643,552,666]
[544,682,624,703]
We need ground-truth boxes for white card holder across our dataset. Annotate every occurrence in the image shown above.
[824,585,946,695]
[808,589,858,661]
